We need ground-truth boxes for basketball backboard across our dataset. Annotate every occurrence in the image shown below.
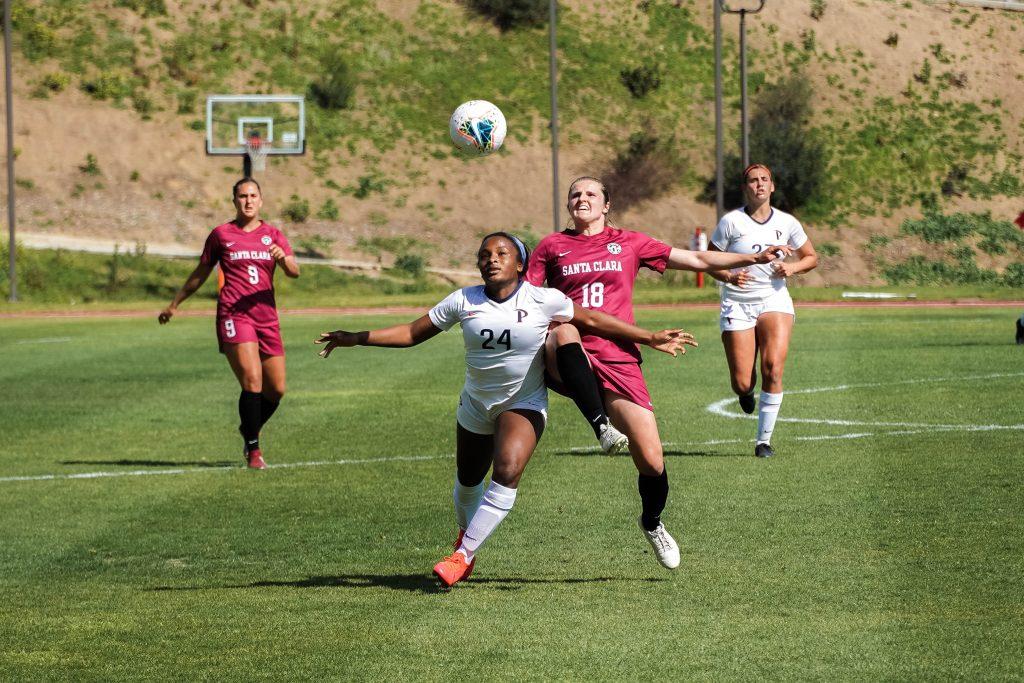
[205,94,306,156]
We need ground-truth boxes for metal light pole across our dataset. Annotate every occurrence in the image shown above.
[548,0,560,232]
[713,0,724,221]
[4,0,15,301]
[721,1,766,169]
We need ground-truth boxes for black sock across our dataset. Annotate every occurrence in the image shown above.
[259,395,280,427]
[638,469,669,531]
[239,390,262,453]
[555,343,608,438]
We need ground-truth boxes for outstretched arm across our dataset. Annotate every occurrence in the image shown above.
[158,262,215,324]
[569,305,697,357]
[666,244,791,273]
[705,244,750,287]
[315,314,442,357]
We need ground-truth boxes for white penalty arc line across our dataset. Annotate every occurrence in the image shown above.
[0,454,452,484]
[706,371,1024,431]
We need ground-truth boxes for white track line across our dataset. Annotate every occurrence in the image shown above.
[0,454,450,484]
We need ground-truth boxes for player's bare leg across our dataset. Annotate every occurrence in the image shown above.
[722,328,758,414]
[257,353,286,444]
[436,410,543,587]
[752,312,794,458]
[606,394,679,569]
[545,324,628,454]
[225,342,266,468]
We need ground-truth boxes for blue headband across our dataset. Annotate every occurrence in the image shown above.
[507,235,528,266]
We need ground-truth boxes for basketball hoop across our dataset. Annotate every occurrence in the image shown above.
[245,134,268,173]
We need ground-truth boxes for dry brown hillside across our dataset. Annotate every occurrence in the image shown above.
[3,0,1024,285]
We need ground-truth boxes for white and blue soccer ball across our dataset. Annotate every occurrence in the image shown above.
[449,100,506,155]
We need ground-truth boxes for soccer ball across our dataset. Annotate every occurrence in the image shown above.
[449,100,506,155]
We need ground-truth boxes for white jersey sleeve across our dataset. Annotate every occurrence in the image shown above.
[531,286,575,324]
[427,289,465,331]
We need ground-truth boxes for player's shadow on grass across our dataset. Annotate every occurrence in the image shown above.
[150,574,664,595]
[61,459,238,468]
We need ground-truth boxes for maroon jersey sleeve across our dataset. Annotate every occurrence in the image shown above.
[630,231,672,273]
[271,227,294,257]
[525,237,552,286]
[199,229,222,267]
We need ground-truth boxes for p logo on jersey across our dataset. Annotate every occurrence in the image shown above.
[261,236,272,246]
[607,243,622,255]
[516,309,528,323]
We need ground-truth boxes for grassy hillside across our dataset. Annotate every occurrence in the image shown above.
[5,0,1024,288]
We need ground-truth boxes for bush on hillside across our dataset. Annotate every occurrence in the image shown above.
[114,0,167,17]
[602,130,682,212]
[704,73,829,213]
[620,64,662,99]
[309,48,354,110]
[468,0,548,30]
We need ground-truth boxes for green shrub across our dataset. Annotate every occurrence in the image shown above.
[603,130,681,211]
[468,0,548,30]
[281,195,310,223]
[810,0,827,20]
[708,73,829,214]
[394,253,426,278]
[114,0,167,17]
[1002,263,1024,287]
[11,6,57,61]
[79,154,102,176]
[316,199,340,221]
[80,71,133,101]
[817,242,841,257]
[309,47,354,110]
[619,64,662,99]
[350,175,387,200]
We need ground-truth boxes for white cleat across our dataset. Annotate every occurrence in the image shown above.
[598,422,629,455]
[638,516,680,569]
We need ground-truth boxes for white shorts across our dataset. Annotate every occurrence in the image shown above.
[720,289,795,332]
[456,386,548,435]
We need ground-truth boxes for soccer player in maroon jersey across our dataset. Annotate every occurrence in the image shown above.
[158,178,300,469]
[526,176,789,568]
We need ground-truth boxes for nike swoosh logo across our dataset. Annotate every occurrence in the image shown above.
[226,242,235,247]
[558,250,572,257]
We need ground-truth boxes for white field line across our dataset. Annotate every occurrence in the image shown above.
[0,454,450,484]
[15,337,73,344]
[707,371,1024,427]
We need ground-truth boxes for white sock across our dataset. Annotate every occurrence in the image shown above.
[453,478,486,531]
[757,391,784,444]
[460,481,517,560]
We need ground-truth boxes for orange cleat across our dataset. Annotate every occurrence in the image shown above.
[433,551,474,588]
[453,529,475,579]
[246,449,266,470]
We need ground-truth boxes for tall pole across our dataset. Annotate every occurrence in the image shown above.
[739,10,749,168]
[548,0,560,232]
[713,0,724,222]
[4,0,16,301]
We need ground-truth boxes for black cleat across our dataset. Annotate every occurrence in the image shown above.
[754,442,775,458]
[739,393,756,414]
[1016,318,1024,345]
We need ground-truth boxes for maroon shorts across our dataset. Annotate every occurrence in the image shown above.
[216,314,285,357]
[548,354,654,411]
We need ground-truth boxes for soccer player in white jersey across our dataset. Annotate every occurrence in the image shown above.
[315,232,694,587]
[528,176,791,569]
[707,164,819,458]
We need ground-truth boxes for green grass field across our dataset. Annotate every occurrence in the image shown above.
[1,306,1022,679]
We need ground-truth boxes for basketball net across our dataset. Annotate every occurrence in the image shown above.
[245,134,268,173]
